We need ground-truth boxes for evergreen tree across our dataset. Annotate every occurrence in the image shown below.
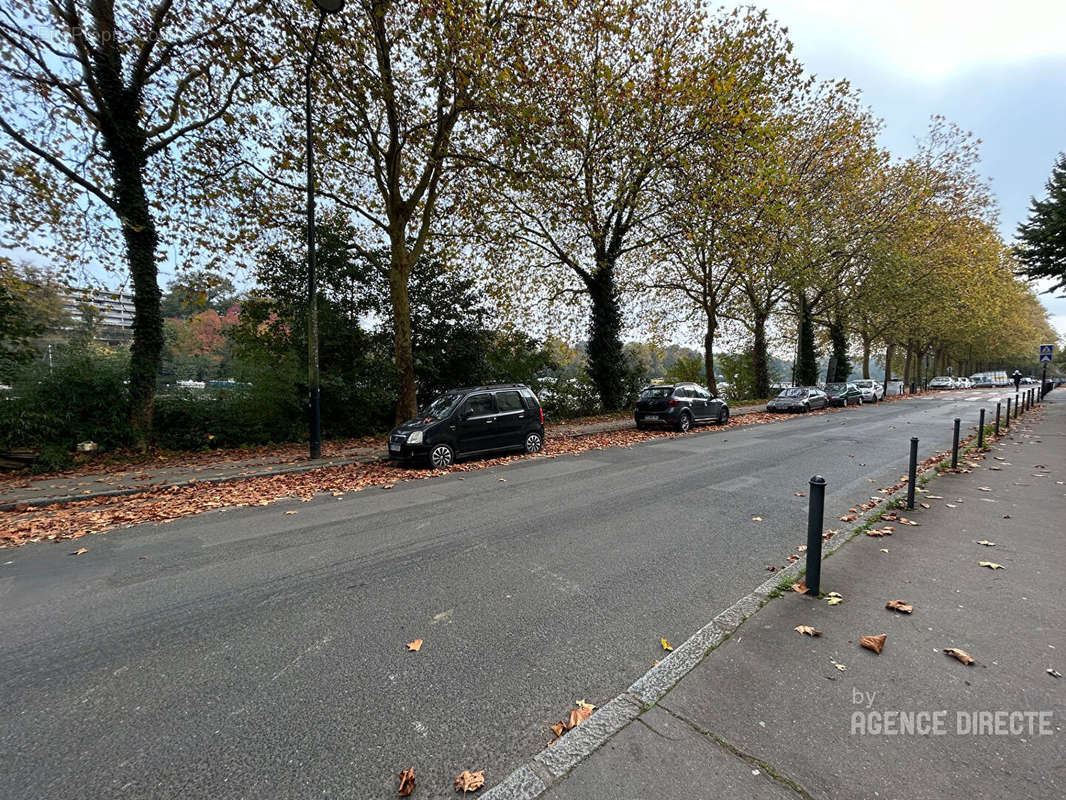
[1016,153,1066,293]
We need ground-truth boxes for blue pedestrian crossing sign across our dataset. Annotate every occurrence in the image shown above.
[1039,344,1054,363]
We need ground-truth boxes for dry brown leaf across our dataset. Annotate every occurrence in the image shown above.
[977,487,991,492]
[979,561,1004,570]
[406,639,423,652]
[751,516,763,522]
[794,491,806,497]
[796,544,807,552]
[794,625,821,637]
[660,637,673,651]
[397,767,415,797]
[792,580,808,593]
[885,600,913,614]
[920,502,931,509]
[787,554,799,563]
[284,510,298,515]
[454,769,485,793]
[860,633,887,655]
[826,597,843,606]
[71,547,88,555]
[944,647,975,665]
[977,540,996,547]
[839,513,858,522]
[568,705,594,728]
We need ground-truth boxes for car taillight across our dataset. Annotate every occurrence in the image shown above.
[539,407,544,424]
[667,398,679,407]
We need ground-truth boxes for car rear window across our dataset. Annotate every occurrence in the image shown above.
[496,391,523,412]
[779,388,805,397]
[519,388,540,408]
[640,387,673,399]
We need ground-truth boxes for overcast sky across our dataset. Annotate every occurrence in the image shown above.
[755,0,1066,342]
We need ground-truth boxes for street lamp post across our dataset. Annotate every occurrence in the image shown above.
[305,0,344,460]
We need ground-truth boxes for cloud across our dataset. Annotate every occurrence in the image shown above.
[759,0,1066,81]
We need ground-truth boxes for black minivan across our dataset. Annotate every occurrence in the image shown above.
[388,384,546,468]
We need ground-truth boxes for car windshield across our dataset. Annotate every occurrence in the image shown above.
[778,388,806,398]
[419,393,460,420]
[825,383,847,392]
[854,380,872,387]
[640,387,674,399]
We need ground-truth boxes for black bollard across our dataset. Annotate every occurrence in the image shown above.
[951,418,961,469]
[805,475,826,596]
[1015,393,1020,418]
[1005,398,1011,430]
[978,408,985,450]
[907,437,918,510]
[995,402,1001,435]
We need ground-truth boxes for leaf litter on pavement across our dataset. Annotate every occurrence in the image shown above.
[0,410,834,549]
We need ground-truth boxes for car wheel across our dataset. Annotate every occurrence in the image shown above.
[717,406,729,425]
[636,421,646,430]
[428,443,455,469]
[678,411,693,432]
[857,396,863,406]
[803,403,810,412]
[524,431,543,454]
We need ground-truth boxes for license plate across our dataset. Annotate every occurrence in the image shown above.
[644,415,659,421]
[389,443,401,452]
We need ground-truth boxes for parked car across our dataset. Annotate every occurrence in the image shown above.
[1020,376,1038,385]
[634,382,729,431]
[928,376,955,390]
[970,374,994,388]
[955,377,972,389]
[387,384,545,468]
[824,382,864,407]
[766,387,829,413]
[851,379,883,402]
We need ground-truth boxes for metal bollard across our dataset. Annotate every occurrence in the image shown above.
[978,408,985,450]
[995,402,1001,435]
[1005,398,1011,430]
[951,418,961,469]
[907,437,918,509]
[805,475,826,596]
[1014,393,1020,418]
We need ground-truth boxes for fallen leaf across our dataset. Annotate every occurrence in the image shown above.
[880,548,889,553]
[977,487,991,492]
[795,625,822,636]
[454,769,485,793]
[787,554,799,562]
[568,704,594,728]
[944,647,975,665]
[839,513,858,522]
[497,478,507,482]
[979,561,1004,570]
[885,600,914,614]
[833,661,848,671]
[826,597,843,606]
[792,580,808,593]
[920,502,931,509]
[794,491,806,497]
[406,639,423,652]
[926,494,944,499]
[977,540,996,547]
[71,548,88,555]
[946,503,957,508]
[284,510,298,515]
[860,633,887,655]
[1048,668,1062,679]
[796,545,807,552]
[397,767,415,797]
[751,516,763,522]
[660,637,673,651]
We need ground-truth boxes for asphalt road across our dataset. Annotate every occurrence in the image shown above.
[0,390,1022,799]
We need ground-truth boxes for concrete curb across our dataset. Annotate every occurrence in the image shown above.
[479,421,971,800]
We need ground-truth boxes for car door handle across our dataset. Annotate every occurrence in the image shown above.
[485,418,494,423]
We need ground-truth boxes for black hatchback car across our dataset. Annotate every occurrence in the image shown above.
[388,384,545,469]
[634,382,730,431]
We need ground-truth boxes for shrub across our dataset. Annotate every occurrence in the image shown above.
[0,343,130,454]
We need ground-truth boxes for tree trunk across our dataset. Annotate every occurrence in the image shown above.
[883,342,895,395]
[903,341,914,390]
[828,316,850,382]
[703,313,717,395]
[111,148,161,450]
[585,265,626,411]
[751,311,770,399]
[861,335,871,379]
[389,245,417,423]
[796,294,818,386]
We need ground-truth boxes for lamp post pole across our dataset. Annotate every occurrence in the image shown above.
[305,0,344,460]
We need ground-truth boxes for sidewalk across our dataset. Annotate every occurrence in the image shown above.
[0,402,769,511]
[487,397,1065,799]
